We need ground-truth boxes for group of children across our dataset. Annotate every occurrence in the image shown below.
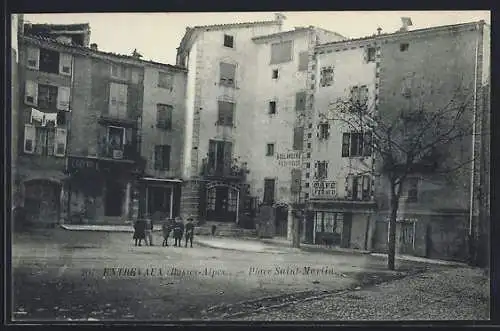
[133,216,195,248]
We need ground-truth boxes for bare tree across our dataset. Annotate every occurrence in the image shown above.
[321,75,481,270]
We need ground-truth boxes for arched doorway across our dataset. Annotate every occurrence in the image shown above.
[23,179,61,225]
[206,184,239,222]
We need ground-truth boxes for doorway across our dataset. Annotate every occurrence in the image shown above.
[275,205,288,237]
[206,185,238,222]
[105,180,125,216]
[147,186,173,219]
[24,180,61,225]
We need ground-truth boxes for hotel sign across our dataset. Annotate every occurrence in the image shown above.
[276,151,301,168]
[311,181,337,199]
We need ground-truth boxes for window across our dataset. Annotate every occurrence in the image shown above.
[156,104,173,130]
[342,132,372,157]
[406,178,419,202]
[295,92,306,111]
[298,51,309,71]
[401,73,414,98]
[59,53,72,75]
[346,174,371,200]
[320,66,334,87]
[39,48,60,74]
[109,83,128,118]
[314,212,343,237]
[57,110,67,126]
[318,123,330,140]
[223,34,234,48]
[220,62,236,87]
[208,140,232,174]
[268,101,277,114]
[37,84,58,110]
[24,80,38,106]
[350,85,369,110]
[270,40,293,64]
[26,46,40,70]
[217,101,235,126]
[158,71,173,90]
[293,127,304,150]
[400,43,409,52]
[107,126,125,158]
[266,143,275,156]
[24,124,66,157]
[272,69,279,79]
[263,178,276,205]
[366,47,376,62]
[314,161,328,180]
[154,145,171,171]
[111,64,128,80]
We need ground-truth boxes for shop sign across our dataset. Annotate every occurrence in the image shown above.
[311,181,336,199]
[67,156,99,173]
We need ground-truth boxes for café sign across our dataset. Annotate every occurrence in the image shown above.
[276,151,301,168]
[67,156,99,173]
[311,181,337,199]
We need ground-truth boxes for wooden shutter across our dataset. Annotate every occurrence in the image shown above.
[345,175,353,199]
[59,53,72,75]
[298,51,309,71]
[24,124,36,153]
[109,83,119,117]
[293,126,304,150]
[154,145,162,170]
[118,84,128,118]
[54,128,67,157]
[26,46,40,70]
[220,62,236,86]
[163,145,171,171]
[363,132,372,156]
[356,176,363,200]
[223,141,233,173]
[341,133,350,157]
[295,91,306,111]
[25,80,38,106]
[314,161,319,179]
[208,140,216,170]
[324,162,329,179]
[57,86,71,111]
[291,169,302,194]
[359,85,369,108]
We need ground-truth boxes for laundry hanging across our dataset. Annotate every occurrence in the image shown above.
[44,112,58,127]
[29,108,58,127]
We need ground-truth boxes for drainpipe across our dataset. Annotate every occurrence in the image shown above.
[468,24,480,255]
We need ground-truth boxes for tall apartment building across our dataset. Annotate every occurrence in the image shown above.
[306,20,490,261]
[176,14,344,237]
[15,24,186,226]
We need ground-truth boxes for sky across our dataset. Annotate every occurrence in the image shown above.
[23,11,490,65]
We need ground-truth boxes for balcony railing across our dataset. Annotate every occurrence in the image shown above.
[98,143,141,162]
[201,158,248,180]
[98,114,139,128]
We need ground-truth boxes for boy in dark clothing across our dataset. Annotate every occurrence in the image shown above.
[133,220,146,246]
[185,218,195,248]
[173,217,184,247]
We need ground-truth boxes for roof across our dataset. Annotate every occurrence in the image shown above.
[24,23,90,33]
[316,20,485,51]
[252,27,312,42]
[177,19,282,54]
[23,34,186,72]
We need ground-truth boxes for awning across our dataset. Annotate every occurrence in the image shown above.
[141,177,183,183]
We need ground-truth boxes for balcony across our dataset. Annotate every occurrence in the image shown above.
[98,142,141,162]
[98,114,139,128]
[201,158,248,181]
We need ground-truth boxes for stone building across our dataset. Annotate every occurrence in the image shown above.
[15,24,186,226]
[305,20,490,261]
[176,14,344,236]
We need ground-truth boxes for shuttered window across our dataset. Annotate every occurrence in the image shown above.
[270,41,293,64]
[293,127,304,150]
[59,53,72,75]
[295,91,306,111]
[156,104,173,130]
[298,51,309,71]
[57,86,71,111]
[109,83,128,118]
[24,124,36,153]
[54,128,67,156]
[220,62,236,87]
[26,46,40,70]
[25,80,38,106]
[291,169,302,193]
[154,145,171,171]
[217,101,235,126]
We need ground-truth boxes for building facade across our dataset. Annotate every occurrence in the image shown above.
[305,21,490,261]
[176,15,344,236]
[15,24,187,227]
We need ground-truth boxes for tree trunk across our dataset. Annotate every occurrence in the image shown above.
[388,184,400,270]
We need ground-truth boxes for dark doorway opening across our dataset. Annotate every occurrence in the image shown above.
[105,180,124,217]
[275,205,288,237]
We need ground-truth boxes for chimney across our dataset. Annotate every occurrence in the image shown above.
[399,17,413,32]
[377,27,382,35]
[90,43,98,51]
[274,13,287,24]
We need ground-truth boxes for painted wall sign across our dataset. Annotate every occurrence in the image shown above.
[276,151,302,168]
[311,181,337,199]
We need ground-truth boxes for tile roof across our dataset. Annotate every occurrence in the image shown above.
[23,33,185,71]
[25,23,90,32]
[252,27,312,41]
[316,20,485,49]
